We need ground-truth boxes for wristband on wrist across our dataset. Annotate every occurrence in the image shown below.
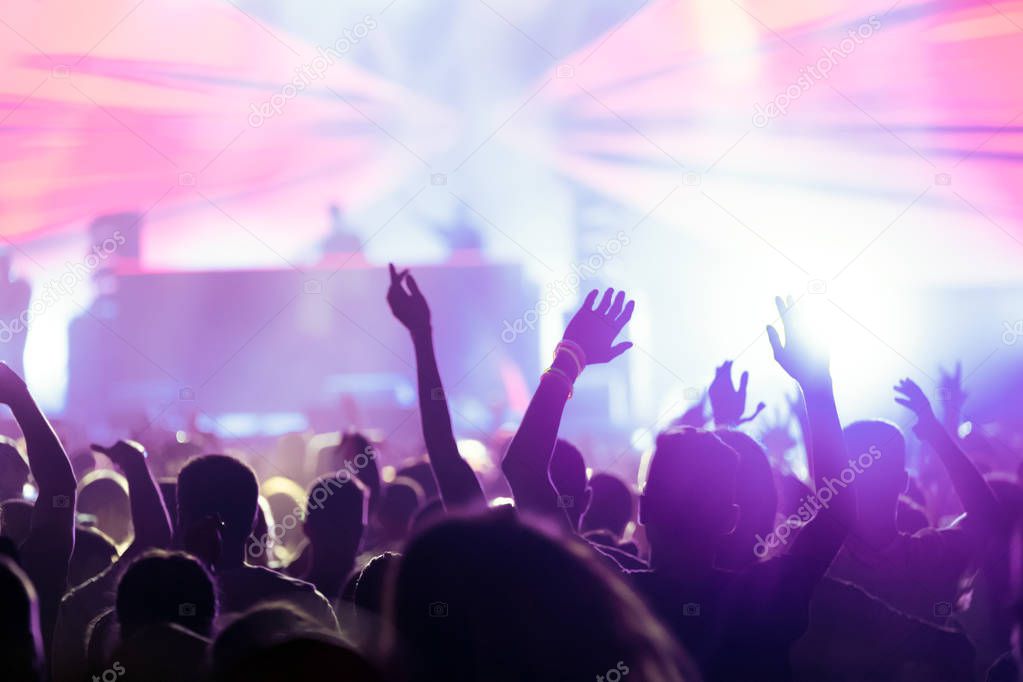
[542,366,575,398]
[557,339,587,367]
[554,345,584,378]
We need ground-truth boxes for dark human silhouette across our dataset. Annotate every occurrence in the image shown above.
[387,264,485,510]
[174,454,338,628]
[0,554,42,682]
[294,473,368,603]
[4,254,1023,682]
[579,472,634,538]
[384,509,694,682]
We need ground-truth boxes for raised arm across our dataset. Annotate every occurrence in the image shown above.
[501,288,633,523]
[92,440,172,553]
[387,264,485,510]
[0,363,76,653]
[767,296,852,562]
[936,363,967,436]
[709,360,765,428]
[894,378,1003,535]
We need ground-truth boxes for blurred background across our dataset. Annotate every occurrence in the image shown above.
[1,0,1022,476]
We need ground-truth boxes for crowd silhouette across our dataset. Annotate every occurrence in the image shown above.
[0,262,1020,681]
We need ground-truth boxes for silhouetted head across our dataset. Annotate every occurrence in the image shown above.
[219,634,383,682]
[69,449,96,482]
[78,471,132,546]
[211,602,333,679]
[410,498,444,534]
[304,474,367,562]
[0,499,33,544]
[69,525,118,587]
[176,455,259,559]
[354,551,400,618]
[0,555,42,682]
[376,479,423,543]
[580,472,634,538]
[549,439,591,528]
[116,550,217,638]
[715,430,777,569]
[842,420,907,523]
[394,461,439,501]
[332,432,381,503]
[0,438,28,501]
[385,509,691,682]
[158,479,178,528]
[640,428,740,553]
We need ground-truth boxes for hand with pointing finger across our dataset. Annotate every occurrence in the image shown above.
[386,263,431,334]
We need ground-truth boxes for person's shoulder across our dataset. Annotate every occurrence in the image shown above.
[731,554,827,604]
[904,524,972,558]
[622,566,659,594]
[61,558,122,606]
[237,564,322,594]
[591,541,647,571]
[225,565,338,628]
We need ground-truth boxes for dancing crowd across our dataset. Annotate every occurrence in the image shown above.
[1,263,1021,681]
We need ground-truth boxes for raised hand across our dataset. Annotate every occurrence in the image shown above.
[766,295,828,385]
[93,439,171,551]
[709,361,752,426]
[92,440,147,472]
[386,263,485,509]
[386,263,430,333]
[894,377,940,437]
[562,288,634,366]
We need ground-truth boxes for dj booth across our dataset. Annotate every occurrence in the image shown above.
[65,259,540,430]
